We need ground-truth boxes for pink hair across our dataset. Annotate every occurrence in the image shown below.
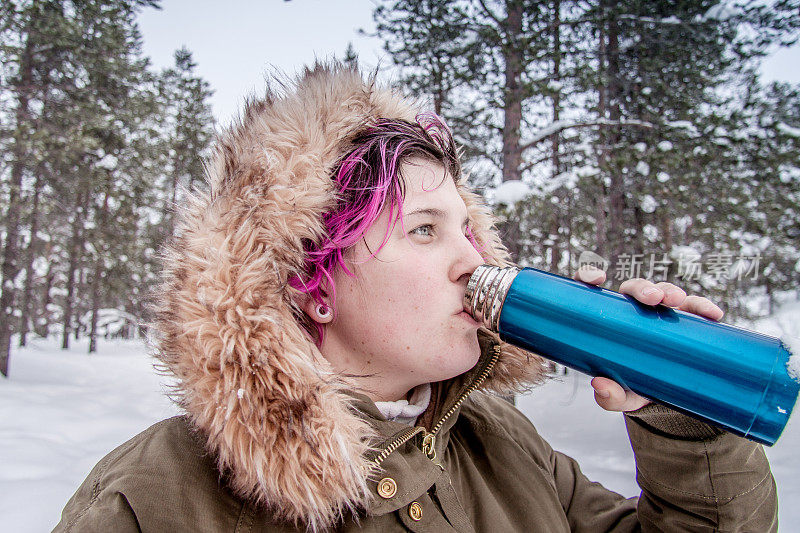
[290,113,465,343]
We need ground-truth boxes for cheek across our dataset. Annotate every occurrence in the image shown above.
[371,264,432,308]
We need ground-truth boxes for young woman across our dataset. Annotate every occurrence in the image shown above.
[55,63,776,532]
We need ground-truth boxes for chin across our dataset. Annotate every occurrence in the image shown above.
[449,346,482,377]
[424,337,482,381]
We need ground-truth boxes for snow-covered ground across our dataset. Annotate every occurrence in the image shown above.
[0,338,179,532]
[1,299,798,531]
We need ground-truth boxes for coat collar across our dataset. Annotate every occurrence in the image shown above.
[342,338,501,517]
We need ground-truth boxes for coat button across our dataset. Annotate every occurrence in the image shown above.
[408,501,423,521]
[377,477,397,499]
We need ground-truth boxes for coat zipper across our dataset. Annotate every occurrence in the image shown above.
[371,426,427,468]
[371,344,502,470]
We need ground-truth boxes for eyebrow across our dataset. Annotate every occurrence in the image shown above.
[405,207,470,227]
[405,207,447,218]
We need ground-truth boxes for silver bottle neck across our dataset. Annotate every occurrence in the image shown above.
[463,265,521,332]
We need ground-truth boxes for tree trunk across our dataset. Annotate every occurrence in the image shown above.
[88,188,110,353]
[494,0,527,264]
[604,2,625,268]
[36,246,56,338]
[62,192,87,350]
[549,0,563,274]
[594,10,608,259]
[88,260,102,353]
[660,209,673,255]
[633,204,645,256]
[566,191,574,271]
[19,172,44,347]
[501,0,524,183]
[500,208,523,263]
[0,29,35,377]
[432,54,446,116]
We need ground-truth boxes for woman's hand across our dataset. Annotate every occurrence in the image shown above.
[572,266,724,412]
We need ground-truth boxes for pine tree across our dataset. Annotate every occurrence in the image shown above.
[578,1,799,313]
[0,0,83,373]
[373,0,476,116]
[342,42,358,67]
[373,0,800,320]
[0,0,161,368]
[60,0,159,352]
[158,47,215,237]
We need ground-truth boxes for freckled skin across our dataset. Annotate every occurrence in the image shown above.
[319,159,484,402]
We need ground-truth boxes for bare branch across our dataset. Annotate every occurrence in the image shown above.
[521,119,654,152]
[520,146,591,173]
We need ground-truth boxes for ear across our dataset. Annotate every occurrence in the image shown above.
[300,294,333,324]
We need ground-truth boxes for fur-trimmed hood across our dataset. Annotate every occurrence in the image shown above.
[154,62,544,530]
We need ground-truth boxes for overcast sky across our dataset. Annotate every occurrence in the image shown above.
[136,1,800,128]
[136,0,384,126]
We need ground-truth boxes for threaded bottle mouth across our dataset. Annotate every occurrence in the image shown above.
[464,265,520,332]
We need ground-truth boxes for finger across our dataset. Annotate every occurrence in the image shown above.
[574,265,606,285]
[653,282,686,308]
[591,377,650,412]
[678,295,724,321]
[619,278,664,306]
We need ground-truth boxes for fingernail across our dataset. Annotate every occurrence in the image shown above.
[642,287,660,296]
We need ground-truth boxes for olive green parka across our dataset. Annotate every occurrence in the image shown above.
[55,63,777,532]
[55,339,777,532]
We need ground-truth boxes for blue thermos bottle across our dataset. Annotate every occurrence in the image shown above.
[464,265,799,445]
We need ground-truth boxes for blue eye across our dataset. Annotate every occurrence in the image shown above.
[411,224,434,237]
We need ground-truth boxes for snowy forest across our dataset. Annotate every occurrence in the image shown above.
[0,0,215,375]
[1,0,800,378]
[372,0,800,316]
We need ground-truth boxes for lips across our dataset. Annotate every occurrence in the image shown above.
[457,310,480,327]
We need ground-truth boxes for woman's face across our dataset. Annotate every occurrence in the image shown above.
[319,158,485,402]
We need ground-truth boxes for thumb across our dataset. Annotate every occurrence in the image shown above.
[591,377,650,412]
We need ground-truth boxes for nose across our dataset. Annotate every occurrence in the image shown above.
[450,231,486,285]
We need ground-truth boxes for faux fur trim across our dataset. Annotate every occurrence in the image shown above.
[153,62,544,530]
